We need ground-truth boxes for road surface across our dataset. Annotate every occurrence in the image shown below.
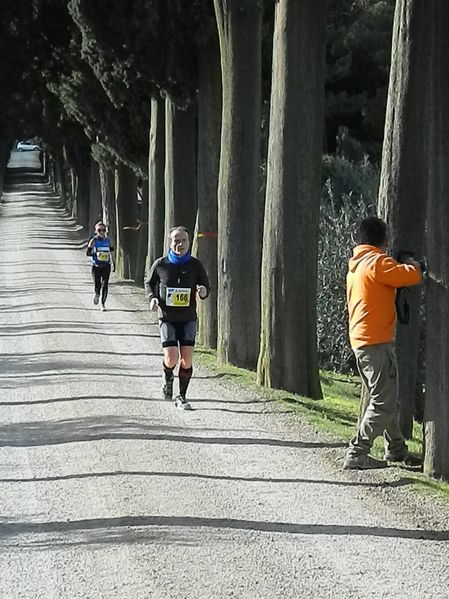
[1,156,448,598]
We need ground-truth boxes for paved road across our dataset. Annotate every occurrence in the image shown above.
[7,148,42,171]
[1,162,449,598]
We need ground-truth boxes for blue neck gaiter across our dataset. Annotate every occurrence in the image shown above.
[168,249,191,265]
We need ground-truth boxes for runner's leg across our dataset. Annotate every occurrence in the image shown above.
[91,266,101,303]
[159,321,178,399]
[177,322,196,400]
[101,265,111,305]
[179,346,194,397]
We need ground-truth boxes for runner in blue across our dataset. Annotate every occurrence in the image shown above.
[86,221,115,311]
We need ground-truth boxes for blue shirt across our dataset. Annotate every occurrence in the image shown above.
[91,236,112,267]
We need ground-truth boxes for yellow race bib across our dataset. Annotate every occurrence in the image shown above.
[166,287,191,307]
[97,247,110,262]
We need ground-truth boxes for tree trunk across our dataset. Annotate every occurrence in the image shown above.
[147,96,166,269]
[196,31,221,349]
[69,168,77,219]
[256,0,326,397]
[164,98,197,243]
[55,150,69,210]
[0,140,12,195]
[88,158,102,233]
[377,0,430,437]
[214,0,263,368]
[64,142,90,230]
[115,164,138,280]
[134,183,149,284]
[99,163,117,251]
[75,169,90,231]
[423,0,449,481]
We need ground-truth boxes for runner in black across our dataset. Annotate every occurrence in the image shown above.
[86,221,115,312]
[145,226,210,410]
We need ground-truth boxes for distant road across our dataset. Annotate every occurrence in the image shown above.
[7,149,43,172]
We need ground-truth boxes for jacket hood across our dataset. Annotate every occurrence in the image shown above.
[348,244,383,273]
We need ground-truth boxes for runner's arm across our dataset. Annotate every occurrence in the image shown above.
[109,246,115,271]
[86,237,95,256]
[144,260,160,302]
[197,262,210,299]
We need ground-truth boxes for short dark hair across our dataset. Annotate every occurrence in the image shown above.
[359,216,387,247]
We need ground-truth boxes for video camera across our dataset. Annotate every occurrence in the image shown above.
[395,250,426,325]
[396,250,427,275]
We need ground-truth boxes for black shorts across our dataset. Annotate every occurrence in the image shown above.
[159,320,197,348]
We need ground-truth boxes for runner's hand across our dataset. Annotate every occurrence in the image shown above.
[149,297,159,311]
[197,285,207,299]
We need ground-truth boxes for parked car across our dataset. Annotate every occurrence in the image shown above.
[17,140,41,152]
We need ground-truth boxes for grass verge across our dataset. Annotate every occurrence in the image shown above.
[195,346,449,501]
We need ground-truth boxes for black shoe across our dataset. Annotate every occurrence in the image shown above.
[383,451,422,466]
[162,377,174,400]
[343,454,387,470]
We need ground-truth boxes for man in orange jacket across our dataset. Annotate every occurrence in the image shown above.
[344,216,423,470]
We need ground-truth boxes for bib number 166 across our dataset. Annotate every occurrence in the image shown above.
[166,287,191,307]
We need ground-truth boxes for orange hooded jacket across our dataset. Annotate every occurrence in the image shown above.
[346,245,422,349]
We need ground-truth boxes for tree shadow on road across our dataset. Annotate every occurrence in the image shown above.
[0,513,447,549]
[0,415,344,449]
[0,469,399,489]
[0,354,151,378]
[0,305,148,314]
[0,395,271,409]
[0,325,159,339]
[0,372,162,390]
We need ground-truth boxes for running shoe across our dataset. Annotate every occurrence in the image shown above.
[100,304,106,311]
[174,394,191,411]
[93,293,100,305]
[163,377,174,400]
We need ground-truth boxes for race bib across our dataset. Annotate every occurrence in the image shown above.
[96,247,110,262]
[166,287,191,307]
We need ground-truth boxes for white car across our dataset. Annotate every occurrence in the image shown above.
[17,140,41,152]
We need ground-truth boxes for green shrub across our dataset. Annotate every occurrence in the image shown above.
[317,153,379,372]
[321,150,379,209]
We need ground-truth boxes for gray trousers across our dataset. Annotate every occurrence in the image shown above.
[347,343,407,457]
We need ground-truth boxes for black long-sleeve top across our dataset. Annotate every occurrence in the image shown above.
[145,256,210,322]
